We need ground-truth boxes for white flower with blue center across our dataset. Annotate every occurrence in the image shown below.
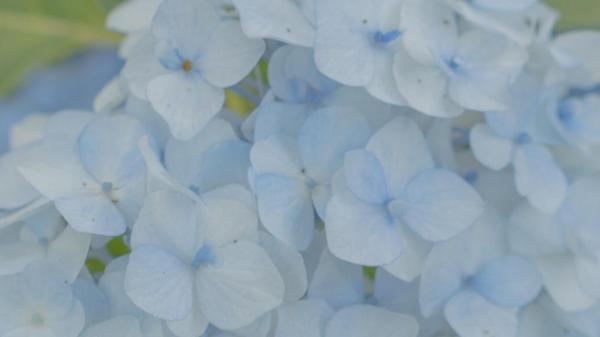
[325,116,484,280]
[19,115,152,236]
[144,0,265,140]
[0,261,85,337]
[250,107,372,250]
[395,1,528,117]
[419,210,542,337]
[313,0,407,105]
[470,74,567,213]
[125,188,284,331]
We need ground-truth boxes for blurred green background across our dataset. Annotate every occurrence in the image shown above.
[0,0,598,97]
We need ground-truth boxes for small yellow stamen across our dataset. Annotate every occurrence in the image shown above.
[182,59,193,72]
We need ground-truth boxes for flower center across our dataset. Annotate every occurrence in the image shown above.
[182,59,193,73]
[515,132,532,145]
[191,245,215,269]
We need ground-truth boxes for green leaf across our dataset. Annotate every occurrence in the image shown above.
[106,235,131,257]
[85,257,106,274]
[547,0,600,32]
[0,0,122,95]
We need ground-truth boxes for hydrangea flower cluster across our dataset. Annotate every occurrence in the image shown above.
[1,0,600,336]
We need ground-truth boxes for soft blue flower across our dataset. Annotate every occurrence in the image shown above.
[313,0,407,104]
[0,261,85,337]
[125,188,284,330]
[419,210,542,337]
[145,0,265,140]
[326,116,484,279]
[19,115,152,236]
[250,107,372,250]
[470,74,567,213]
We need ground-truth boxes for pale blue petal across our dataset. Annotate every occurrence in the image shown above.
[78,116,149,188]
[130,190,199,259]
[343,150,388,204]
[314,0,377,86]
[195,242,284,330]
[325,171,402,266]
[537,255,597,312]
[252,102,308,142]
[366,116,434,198]
[444,289,518,337]
[419,210,505,316]
[393,50,463,118]
[0,146,41,210]
[55,195,126,236]
[198,185,258,247]
[508,202,567,257]
[260,232,308,301]
[275,300,334,337]
[194,140,251,192]
[308,248,364,310]
[232,0,315,46]
[469,124,514,170]
[513,144,567,213]
[251,135,303,178]
[164,118,238,187]
[125,244,194,320]
[299,107,372,182]
[148,73,225,141]
[472,255,542,308]
[325,305,419,337]
[254,174,314,250]
[201,21,265,88]
[395,169,484,242]
[80,316,143,337]
[152,0,219,59]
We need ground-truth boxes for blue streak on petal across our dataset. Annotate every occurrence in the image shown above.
[191,245,215,269]
[515,132,532,145]
[373,30,402,44]
[565,83,600,99]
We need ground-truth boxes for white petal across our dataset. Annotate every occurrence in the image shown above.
[325,305,419,337]
[472,255,542,307]
[275,299,334,337]
[260,232,308,301]
[80,316,143,337]
[325,171,402,266]
[513,144,567,213]
[202,21,266,88]
[232,0,315,46]
[397,169,484,242]
[254,174,314,250]
[393,50,462,118]
[148,73,225,141]
[125,245,194,320]
[199,185,258,247]
[77,116,149,187]
[444,289,518,337]
[166,302,209,337]
[298,107,372,182]
[307,248,364,310]
[0,147,41,209]
[470,124,514,170]
[196,242,284,329]
[536,255,596,312]
[47,227,92,282]
[131,190,199,259]
[366,116,434,198]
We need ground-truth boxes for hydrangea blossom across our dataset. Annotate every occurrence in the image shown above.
[2,1,600,337]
